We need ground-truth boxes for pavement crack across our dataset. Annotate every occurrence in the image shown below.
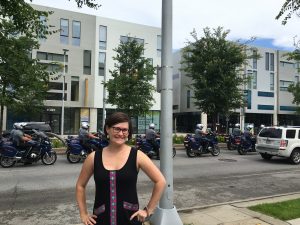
[10,181,19,213]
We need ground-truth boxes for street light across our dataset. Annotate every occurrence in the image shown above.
[61,49,69,136]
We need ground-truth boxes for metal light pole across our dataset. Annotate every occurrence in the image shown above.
[102,71,107,130]
[150,0,183,224]
[61,49,69,136]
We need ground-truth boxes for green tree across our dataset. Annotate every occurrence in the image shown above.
[181,27,251,130]
[105,38,156,117]
[288,82,300,114]
[276,0,300,25]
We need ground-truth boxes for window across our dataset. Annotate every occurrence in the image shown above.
[60,19,69,44]
[157,35,162,57]
[72,20,81,46]
[280,80,293,91]
[252,71,257,89]
[99,25,107,50]
[46,93,67,101]
[37,51,68,62]
[71,77,79,101]
[286,130,296,139]
[253,50,257,69]
[265,52,274,71]
[39,62,68,73]
[247,71,252,90]
[295,75,299,83]
[265,52,269,70]
[48,82,67,91]
[270,53,274,71]
[187,90,191,108]
[280,61,294,68]
[259,128,282,138]
[83,50,91,75]
[98,52,106,76]
[270,73,274,91]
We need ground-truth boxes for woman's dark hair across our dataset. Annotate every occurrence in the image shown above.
[104,112,133,140]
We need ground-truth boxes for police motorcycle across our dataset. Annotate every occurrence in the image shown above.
[184,130,220,158]
[0,129,57,168]
[65,130,108,163]
[226,123,242,150]
[237,125,256,155]
[135,135,176,159]
[226,134,241,150]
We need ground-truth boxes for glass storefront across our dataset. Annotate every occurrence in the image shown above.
[97,109,160,134]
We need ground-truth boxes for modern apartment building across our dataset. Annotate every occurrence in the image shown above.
[4,4,162,134]
[173,46,300,133]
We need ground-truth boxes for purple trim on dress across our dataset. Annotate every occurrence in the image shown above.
[110,171,117,225]
[123,201,139,211]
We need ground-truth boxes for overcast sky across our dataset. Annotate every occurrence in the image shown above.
[31,0,300,50]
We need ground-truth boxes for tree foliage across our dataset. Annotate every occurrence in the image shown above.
[288,82,300,114]
[276,0,300,25]
[105,38,156,117]
[181,27,252,129]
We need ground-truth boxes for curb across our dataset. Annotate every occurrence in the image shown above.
[178,192,300,225]
[177,191,300,213]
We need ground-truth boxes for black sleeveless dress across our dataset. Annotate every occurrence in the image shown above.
[93,148,142,225]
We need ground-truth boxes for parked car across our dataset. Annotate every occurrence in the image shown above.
[255,126,300,164]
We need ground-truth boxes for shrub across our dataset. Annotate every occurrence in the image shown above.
[51,138,65,148]
[173,134,185,144]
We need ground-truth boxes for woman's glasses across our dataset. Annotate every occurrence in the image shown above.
[112,126,129,134]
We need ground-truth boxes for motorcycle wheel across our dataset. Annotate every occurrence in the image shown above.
[237,146,247,155]
[211,145,220,156]
[67,151,81,163]
[0,156,16,168]
[186,147,196,158]
[172,148,176,158]
[41,152,57,165]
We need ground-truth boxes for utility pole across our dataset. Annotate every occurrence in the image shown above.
[102,71,107,130]
[150,0,183,224]
[61,49,69,136]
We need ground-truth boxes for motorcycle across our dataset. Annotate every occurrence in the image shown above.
[184,132,220,157]
[226,134,241,150]
[237,135,256,155]
[135,135,176,159]
[0,129,57,168]
[65,131,108,163]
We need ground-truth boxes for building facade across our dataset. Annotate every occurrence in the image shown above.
[173,46,300,134]
[5,4,162,134]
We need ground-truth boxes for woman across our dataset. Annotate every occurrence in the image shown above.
[76,112,166,225]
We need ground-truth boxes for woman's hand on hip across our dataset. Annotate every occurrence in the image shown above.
[81,213,97,225]
[130,209,148,222]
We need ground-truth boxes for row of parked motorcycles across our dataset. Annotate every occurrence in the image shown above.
[0,128,177,167]
[226,134,256,155]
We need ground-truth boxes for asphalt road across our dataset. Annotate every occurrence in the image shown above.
[1,147,300,224]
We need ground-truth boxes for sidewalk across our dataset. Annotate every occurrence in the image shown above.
[177,192,300,225]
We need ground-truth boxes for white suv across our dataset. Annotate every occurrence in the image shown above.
[256,126,300,164]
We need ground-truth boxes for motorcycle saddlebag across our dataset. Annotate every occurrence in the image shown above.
[70,144,83,155]
[1,145,18,158]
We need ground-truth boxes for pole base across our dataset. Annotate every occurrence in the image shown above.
[149,206,183,225]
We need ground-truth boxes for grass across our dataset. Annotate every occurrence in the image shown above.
[248,198,300,221]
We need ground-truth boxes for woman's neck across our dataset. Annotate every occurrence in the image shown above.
[106,143,128,152]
